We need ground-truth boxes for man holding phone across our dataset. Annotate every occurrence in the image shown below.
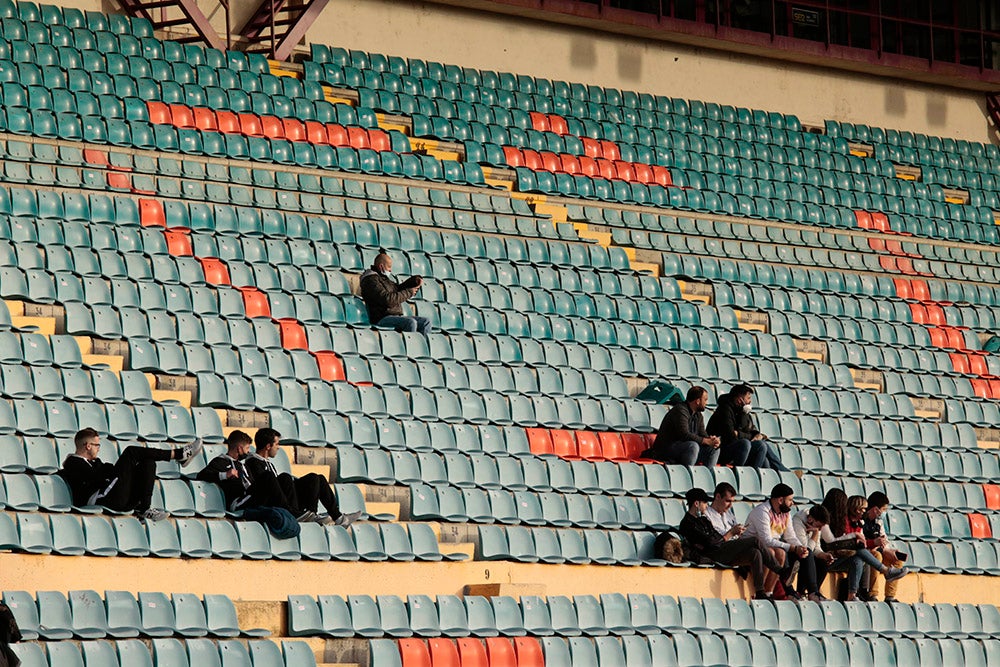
[704,482,746,540]
[860,491,907,602]
[360,250,432,335]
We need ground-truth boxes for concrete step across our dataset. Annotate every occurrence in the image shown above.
[290,463,330,479]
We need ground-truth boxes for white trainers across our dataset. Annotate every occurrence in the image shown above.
[178,438,204,467]
[314,514,335,526]
[297,511,318,523]
[137,507,169,522]
[334,511,363,528]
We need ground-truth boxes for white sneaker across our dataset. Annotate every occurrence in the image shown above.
[334,511,363,528]
[178,438,204,467]
[296,511,318,523]
[314,514,335,526]
[137,508,169,522]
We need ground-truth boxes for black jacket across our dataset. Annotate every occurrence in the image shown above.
[646,402,707,461]
[58,456,115,506]
[196,454,252,510]
[706,393,759,446]
[679,512,725,560]
[359,269,420,324]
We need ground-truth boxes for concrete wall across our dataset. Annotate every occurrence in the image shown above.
[305,0,993,145]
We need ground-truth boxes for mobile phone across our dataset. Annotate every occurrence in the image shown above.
[895,551,908,562]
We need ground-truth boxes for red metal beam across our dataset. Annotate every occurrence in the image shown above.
[271,0,330,61]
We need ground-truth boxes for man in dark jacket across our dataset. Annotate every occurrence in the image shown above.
[359,251,431,334]
[678,487,792,600]
[643,386,720,466]
[196,430,255,512]
[707,384,788,471]
[59,427,203,521]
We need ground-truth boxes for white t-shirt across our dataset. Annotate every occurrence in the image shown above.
[705,505,737,537]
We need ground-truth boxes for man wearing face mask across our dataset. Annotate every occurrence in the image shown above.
[644,386,721,466]
[678,487,792,600]
[744,483,812,599]
[707,384,789,471]
[359,250,432,335]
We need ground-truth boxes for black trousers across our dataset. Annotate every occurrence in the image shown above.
[97,446,174,512]
[707,537,786,592]
[281,473,341,518]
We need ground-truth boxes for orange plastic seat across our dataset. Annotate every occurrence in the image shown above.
[168,104,194,128]
[910,280,930,301]
[528,111,549,132]
[512,638,543,667]
[314,351,346,382]
[282,118,306,142]
[580,137,601,158]
[854,210,873,228]
[983,484,1000,510]
[106,172,132,191]
[924,305,946,326]
[525,428,553,455]
[347,126,370,149]
[869,238,887,252]
[651,165,673,187]
[146,101,170,124]
[578,156,599,177]
[138,199,165,227]
[428,639,460,667]
[870,212,890,231]
[949,352,971,374]
[621,433,648,459]
[559,154,581,175]
[971,379,991,399]
[574,431,602,460]
[239,287,271,318]
[215,110,239,134]
[278,318,308,350]
[632,162,653,183]
[878,256,898,272]
[199,258,231,285]
[238,113,264,137]
[548,114,569,135]
[539,152,561,173]
[615,161,635,182]
[401,639,432,667]
[485,638,515,667]
[597,432,626,460]
[521,149,543,171]
[969,513,992,539]
[326,123,348,146]
[259,115,285,139]
[502,146,524,168]
[303,121,328,144]
[599,139,620,160]
[163,229,192,256]
[456,638,487,667]
[193,107,218,131]
[549,430,578,459]
[968,353,988,375]
[596,159,617,180]
[369,129,391,152]
[907,303,927,324]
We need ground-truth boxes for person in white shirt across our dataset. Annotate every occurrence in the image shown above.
[705,482,743,539]
[791,505,835,601]
[744,483,811,598]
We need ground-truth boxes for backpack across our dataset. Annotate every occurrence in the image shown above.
[242,506,301,539]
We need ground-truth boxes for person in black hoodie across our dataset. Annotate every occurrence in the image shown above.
[196,430,255,512]
[59,427,202,521]
[359,251,431,334]
[707,384,788,470]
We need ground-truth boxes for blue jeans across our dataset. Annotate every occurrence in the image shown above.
[761,440,789,472]
[377,315,431,335]
[826,548,883,593]
[666,440,720,467]
[719,438,768,467]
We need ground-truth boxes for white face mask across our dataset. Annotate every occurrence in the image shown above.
[742,404,752,414]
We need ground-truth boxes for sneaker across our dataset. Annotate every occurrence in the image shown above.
[334,511,363,528]
[137,507,168,522]
[314,514,335,526]
[807,593,827,603]
[884,596,898,603]
[857,590,877,602]
[784,590,803,603]
[752,592,773,601]
[884,567,909,583]
[178,438,204,467]
[296,511,318,523]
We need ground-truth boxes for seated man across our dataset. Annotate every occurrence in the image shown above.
[245,428,361,527]
[360,250,431,335]
[196,430,255,512]
[743,483,813,599]
[860,491,906,602]
[678,487,790,600]
[707,384,788,470]
[643,386,721,466]
[59,427,203,521]
[704,482,744,537]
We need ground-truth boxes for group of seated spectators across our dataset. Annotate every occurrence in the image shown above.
[645,385,789,470]
[674,482,908,602]
[58,427,360,528]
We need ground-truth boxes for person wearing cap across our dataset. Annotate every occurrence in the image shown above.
[678,487,791,600]
[743,483,812,598]
[644,386,721,466]
[359,250,431,334]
